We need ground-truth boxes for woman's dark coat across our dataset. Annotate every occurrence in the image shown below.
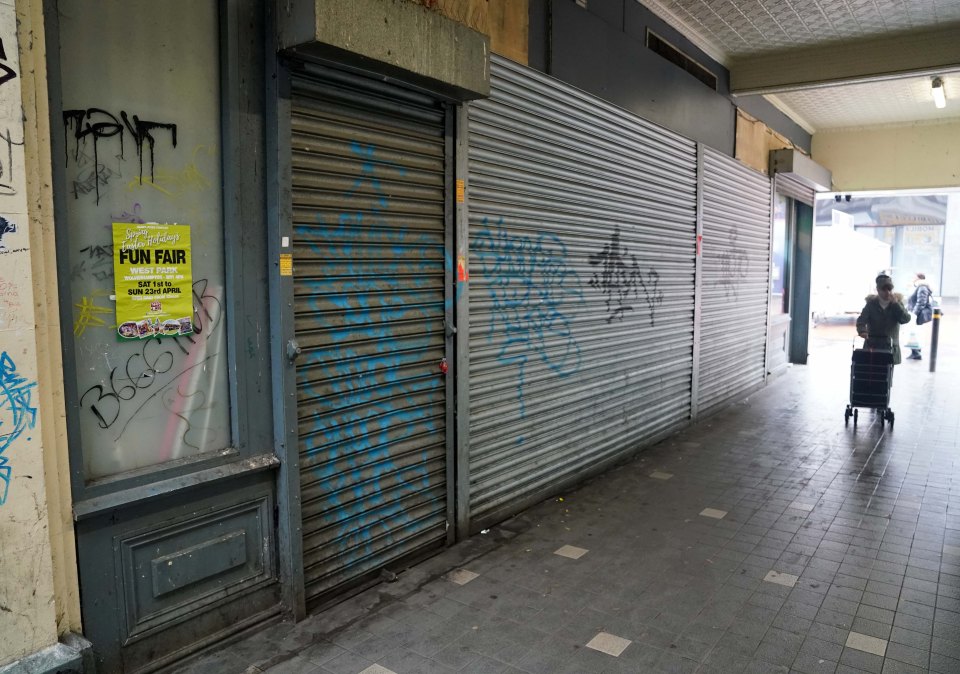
[856,293,912,364]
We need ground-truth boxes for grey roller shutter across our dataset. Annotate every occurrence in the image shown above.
[698,147,772,417]
[466,56,698,530]
[775,173,815,206]
[289,66,449,605]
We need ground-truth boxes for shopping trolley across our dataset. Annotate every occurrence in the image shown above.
[844,336,894,428]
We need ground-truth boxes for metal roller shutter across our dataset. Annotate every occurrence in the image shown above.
[698,147,772,417]
[775,173,815,206]
[466,56,698,530]
[289,67,449,605]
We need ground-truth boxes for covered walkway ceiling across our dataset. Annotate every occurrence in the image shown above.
[639,0,960,132]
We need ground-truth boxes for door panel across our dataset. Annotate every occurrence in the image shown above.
[75,473,279,673]
[466,55,698,530]
[698,147,772,415]
[289,69,449,606]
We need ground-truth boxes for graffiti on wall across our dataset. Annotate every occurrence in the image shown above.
[0,128,24,197]
[77,278,223,454]
[716,229,749,299]
[0,215,16,249]
[62,108,178,203]
[112,202,147,225]
[53,4,231,479]
[0,277,21,327]
[473,217,583,418]
[70,242,114,282]
[589,226,663,326]
[73,290,114,336]
[0,351,37,505]
[0,39,17,88]
[0,36,21,198]
[127,145,214,196]
[69,175,226,461]
[297,140,438,565]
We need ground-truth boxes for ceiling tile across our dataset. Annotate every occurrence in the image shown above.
[771,71,960,129]
[637,0,960,130]
[640,0,960,57]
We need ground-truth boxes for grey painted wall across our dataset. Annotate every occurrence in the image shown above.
[735,93,811,150]
[528,0,812,155]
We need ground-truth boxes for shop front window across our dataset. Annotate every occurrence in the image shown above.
[58,1,229,480]
[770,193,791,315]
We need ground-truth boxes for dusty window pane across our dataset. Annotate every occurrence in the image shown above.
[59,1,229,479]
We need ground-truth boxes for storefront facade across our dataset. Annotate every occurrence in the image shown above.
[1,1,825,671]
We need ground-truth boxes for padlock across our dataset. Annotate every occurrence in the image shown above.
[439,357,448,374]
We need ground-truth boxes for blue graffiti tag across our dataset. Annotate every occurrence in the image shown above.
[0,216,17,250]
[297,140,441,567]
[472,216,583,417]
[0,351,38,505]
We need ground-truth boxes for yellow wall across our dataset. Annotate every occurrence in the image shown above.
[19,0,81,640]
[0,0,79,665]
[812,120,960,191]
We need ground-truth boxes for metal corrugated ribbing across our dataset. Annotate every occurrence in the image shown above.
[290,71,447,604]
[698,147,772,416]
[466,56,698,529]
[775,173,814,206]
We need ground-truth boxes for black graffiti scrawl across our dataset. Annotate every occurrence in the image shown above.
[0,39,17,88]
[717,229,749,299]
[62,108,177,204]
[589,227,664,326]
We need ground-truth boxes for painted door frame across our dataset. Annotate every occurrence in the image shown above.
[46,0,281,669]
[766,190,796,376]
[790,201,814,365]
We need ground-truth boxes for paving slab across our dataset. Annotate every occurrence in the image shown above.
[177,325,960,674]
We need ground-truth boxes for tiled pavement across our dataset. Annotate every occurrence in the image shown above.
[180,316,960,674]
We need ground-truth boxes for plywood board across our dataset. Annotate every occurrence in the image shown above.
[487,0,528,65]
[736,109,796,175]
[408,0,528,65]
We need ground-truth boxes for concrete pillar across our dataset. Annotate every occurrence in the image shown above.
[278,0,490,101]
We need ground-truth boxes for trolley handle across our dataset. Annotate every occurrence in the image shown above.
[862,335,893,351]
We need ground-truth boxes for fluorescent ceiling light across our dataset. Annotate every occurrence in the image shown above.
[932,77,946,109]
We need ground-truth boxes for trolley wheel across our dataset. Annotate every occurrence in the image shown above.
[844,407,851,426]
[886,409,895,427]
[853,408,858,427]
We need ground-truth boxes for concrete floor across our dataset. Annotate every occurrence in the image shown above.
[179,311,960,674]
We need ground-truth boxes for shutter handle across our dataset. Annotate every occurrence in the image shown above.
[286,339,302,364]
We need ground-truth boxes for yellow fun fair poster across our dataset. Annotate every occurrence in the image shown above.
[112,222,194,340]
